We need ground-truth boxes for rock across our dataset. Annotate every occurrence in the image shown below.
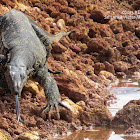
[59,37,70,47]
[0,118,9,130]
[133,72,140,79]
[99,70,117,83]
[90,9,110,24]
[112,100,140,127]
[24,79,40,94]
[135,27,140,38]
[23,78,46,102]
[124,126,140,136]
[104,37,123,50]
[55,0,68,6]
[69,44,81,53]
[56,69,88,102]
[113,61,128,73]
[67,0,87,9]
[60,6,77,15]
[122,20,135,32]
[86,4,96,12]
[80,105,112,125]
[104,61,115,74]
[27,116,37,127]
[109,20,123,34]
[57,13,70,24]
[18,132,40,140]
[52,41,67,53]
[132,0,140,10]
[135,50,140,59]
[69,30,90,43]
[60,98,82,122]
[116,72,126,78]
[0,131,7,140]
[88,23,100,38]
[86,38,111,55]
[94,63,105,75]
[77,43,88,52]
[99,24,114,37]
[56,19,66,30]
[0,5,9,15]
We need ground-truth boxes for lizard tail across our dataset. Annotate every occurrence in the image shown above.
[49,31,71,43]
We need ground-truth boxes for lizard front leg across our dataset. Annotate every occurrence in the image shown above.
[35,66,61,120]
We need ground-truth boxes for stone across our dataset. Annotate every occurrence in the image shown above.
[90,9,110,24]
[94,63,105,75]
[99,70,117,83]
[52,41,67,53]
[124,126,140,136]
[132,0,140,10]
[77,43,88,52]
[104,61,115,74]
[56,19,66,30]
[55,0,68,6]
[69,30,90,43]
[122,20,135,32]
[67,0,87,10]
[113,61,128,73]
[99,24,114,37]
[23,79,46,102]
[69,44,81,53]
[0,132,7,140]
[60,98,82,122]
[56,69,88,102]
[18,132,40,140]
[80,105,112,125]
[0,118,9,130]
[109,20,123,34]
[0,5,9,15]
[135,27,140,38]
[136,50,140,59]
[60,6,77,15]
[112,100,140,127]
[86,38,111,54]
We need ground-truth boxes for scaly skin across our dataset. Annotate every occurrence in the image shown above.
[0,9,70,122]
[28,17,71,59]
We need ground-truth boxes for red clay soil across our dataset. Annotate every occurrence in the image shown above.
[0,0,140,139]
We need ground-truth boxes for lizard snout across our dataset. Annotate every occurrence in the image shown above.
[13,80,21,95]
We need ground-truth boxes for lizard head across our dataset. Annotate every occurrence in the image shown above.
[6,65,27,94]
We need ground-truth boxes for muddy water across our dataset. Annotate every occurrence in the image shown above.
[108,75,140,116]
[56,75,140,140]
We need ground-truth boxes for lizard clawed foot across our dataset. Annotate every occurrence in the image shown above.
[15,95,24,123]
[42,103,60,120]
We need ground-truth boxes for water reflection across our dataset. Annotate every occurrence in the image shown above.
[56,76,140,140]
[56,127,126,140]
[108,76,140,116]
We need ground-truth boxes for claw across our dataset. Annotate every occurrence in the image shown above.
[15,95,24,123]
[48,106,53,120]
[55,104,60,120]
[42,104,50,114]
[42,103,60,120]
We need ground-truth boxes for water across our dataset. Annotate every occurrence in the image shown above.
[108,75,140,116]
[56,75,140,140]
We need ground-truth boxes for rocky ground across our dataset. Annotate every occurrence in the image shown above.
[0,0,140,139]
